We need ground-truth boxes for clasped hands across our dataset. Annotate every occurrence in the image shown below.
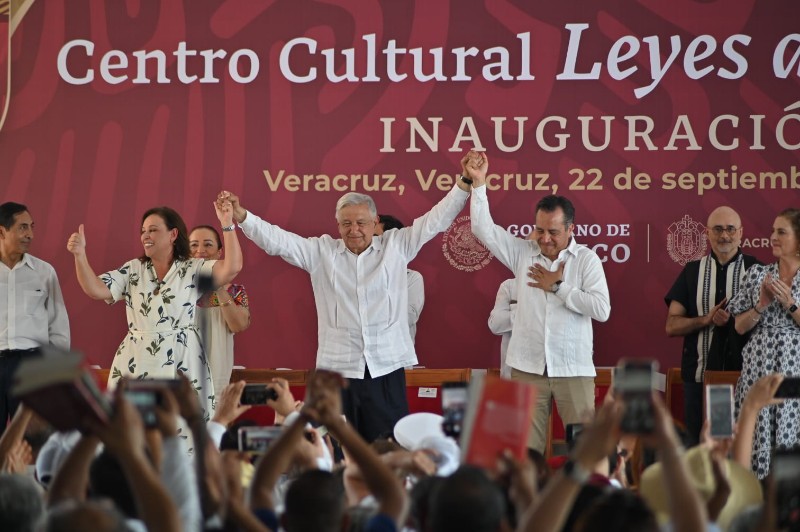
[763,274,796,311]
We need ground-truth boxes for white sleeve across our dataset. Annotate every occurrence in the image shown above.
[469,186,526,272]
[488,279,516,335]
[160,436,202,532]
[238,210,322,272]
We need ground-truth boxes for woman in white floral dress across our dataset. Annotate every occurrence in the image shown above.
[67,195,242,421]
[730,207,800,479]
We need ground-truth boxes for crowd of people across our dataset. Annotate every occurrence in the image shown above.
[0,149,798,530]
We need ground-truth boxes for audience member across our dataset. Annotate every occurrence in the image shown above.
[0,202,70,435]
[730,207,800,478]
[190,224,252,394]
[67,198,242,421]
[467,152,611,453]
[0,472,43,531]
[223,159,470,442]
[665,206,759,446]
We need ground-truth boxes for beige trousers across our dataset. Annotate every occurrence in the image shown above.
[510,368,595,453]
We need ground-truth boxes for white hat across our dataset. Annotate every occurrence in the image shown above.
[393,412,444,450]
[393,412,460,476]
[35,430,85,487]
[639,446,763,531]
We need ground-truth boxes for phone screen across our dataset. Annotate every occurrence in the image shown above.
[706,385,734,438]
[238,426,282,453]
[124,390,159,428]
[616,360,657,434]
[441,382,468,440]
[773,450,800,529]
[775,377,800,399]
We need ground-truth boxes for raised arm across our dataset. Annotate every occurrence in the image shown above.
[305,370,408,526]
[732,374,784,470]
[46,434,101,507]
[67,224,113,301]
[467,152,527,272]
[218,285,251,334]
[91,387,181,532]
[211,194,243,288]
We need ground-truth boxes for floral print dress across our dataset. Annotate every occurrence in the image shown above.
[102,258,217,420]
[729,263,800,479]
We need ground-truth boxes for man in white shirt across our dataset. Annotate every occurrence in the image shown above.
[488,278,516,378]
[376,214,425,344]
[0,202,70,434]
[465,152,610,453]
[224,167,470,442]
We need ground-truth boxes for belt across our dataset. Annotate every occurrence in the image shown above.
[0,348,39,357]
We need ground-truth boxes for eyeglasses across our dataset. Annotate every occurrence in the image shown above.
[708,225,740,236]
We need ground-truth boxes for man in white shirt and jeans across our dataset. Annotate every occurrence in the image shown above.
[223,163,471,442]
[0,202,70,435]
[465,152,611,453]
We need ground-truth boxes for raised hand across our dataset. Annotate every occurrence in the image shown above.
[214,193,234,227]
[67,224,87,256]
[218,191,247,224]
[460,150,488,186]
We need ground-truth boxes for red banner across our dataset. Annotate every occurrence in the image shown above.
[2,1,799,371]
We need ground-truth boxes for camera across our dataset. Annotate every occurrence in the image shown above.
[705,384,734,439]
[124,389,163,428]
[240,384,279,405]
[775,377,800,399]
[773,449,800,530]
[124,379,180,428]
[615,359,658,434]
[441,382,468,440]
[238,426,283,453]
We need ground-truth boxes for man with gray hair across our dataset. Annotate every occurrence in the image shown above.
[224,158,471,441]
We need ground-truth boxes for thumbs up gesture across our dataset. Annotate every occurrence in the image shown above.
[67,224,87,256]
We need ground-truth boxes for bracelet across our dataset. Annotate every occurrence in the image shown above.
[459,175,473,185]
[222,224,236,232]
[753,305,764,315]
[750,313,761,323]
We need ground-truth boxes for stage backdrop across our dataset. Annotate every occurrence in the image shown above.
[2,0,799,372]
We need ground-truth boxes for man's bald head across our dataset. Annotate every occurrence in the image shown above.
[706,206,743,264]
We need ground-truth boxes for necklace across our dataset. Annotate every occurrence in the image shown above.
[148,262,167,295]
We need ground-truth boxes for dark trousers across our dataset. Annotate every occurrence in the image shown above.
[683,381,703,447]
[0,351,29,436]
[342,366,409,444]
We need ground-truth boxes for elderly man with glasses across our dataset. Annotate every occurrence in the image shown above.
[664,206,761,445]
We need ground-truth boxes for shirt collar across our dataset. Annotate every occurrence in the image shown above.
[335,236,381,255]
[710,248,742,267]
[1,253,34,271]
[531,236,580,259]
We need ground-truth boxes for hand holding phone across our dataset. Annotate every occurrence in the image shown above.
[240,384,279,405]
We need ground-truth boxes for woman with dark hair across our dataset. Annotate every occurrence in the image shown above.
[67,196,242,420]
[189,224,251,393]
[730,207,800,478]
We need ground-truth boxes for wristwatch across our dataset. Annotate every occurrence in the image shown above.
[562,459,590,484]
[222,224,236,232]
[459,175,473,185]
[790,303,798,315]
[551,280,563,294]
